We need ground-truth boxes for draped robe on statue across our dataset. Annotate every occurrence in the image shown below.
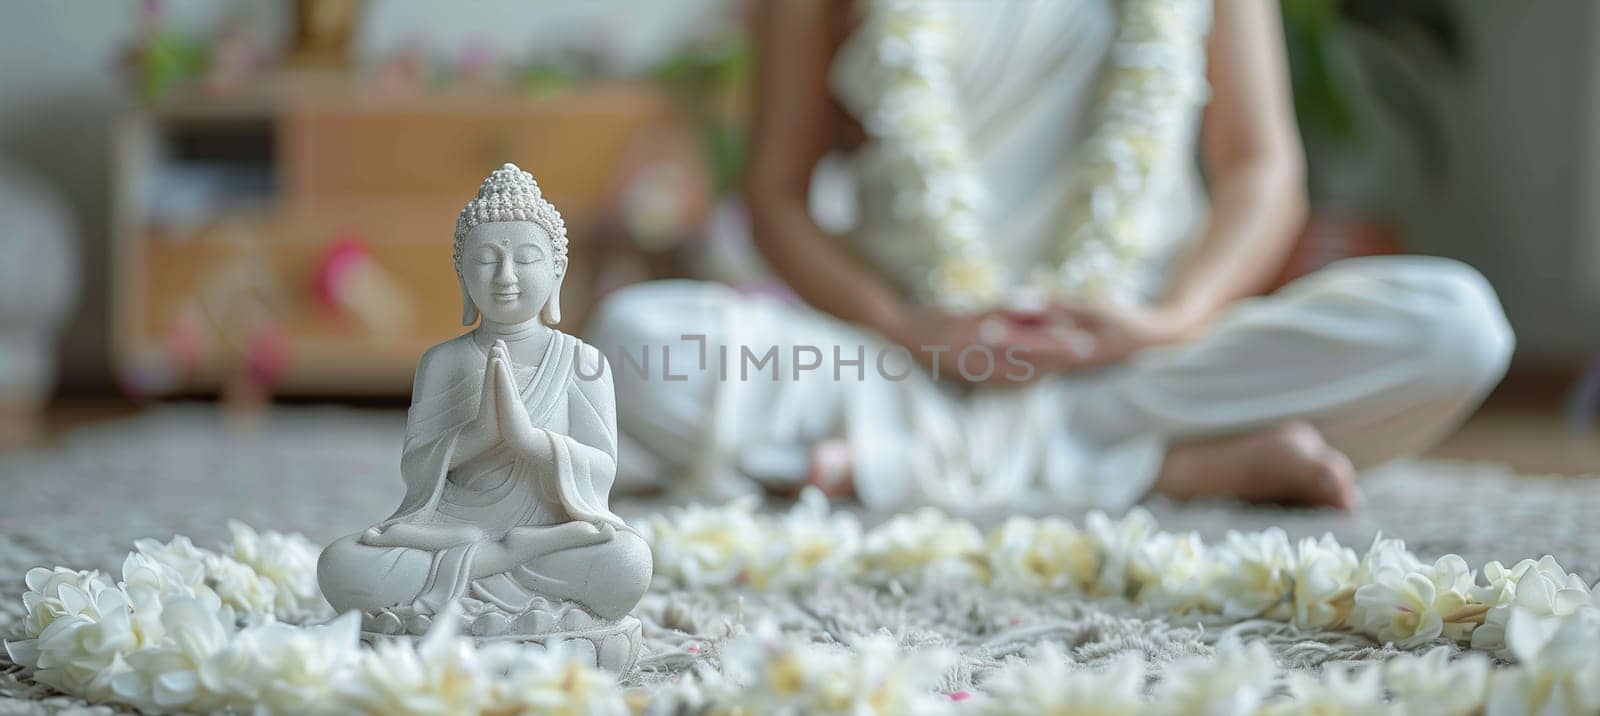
[320,332,650,623]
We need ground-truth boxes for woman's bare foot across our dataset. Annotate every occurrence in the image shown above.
[804,439,856,500]
[1153,421,1360,510]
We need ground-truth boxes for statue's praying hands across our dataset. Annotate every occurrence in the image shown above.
[318,164,651,670]
[361,341,616,557]
[457,339,536,467]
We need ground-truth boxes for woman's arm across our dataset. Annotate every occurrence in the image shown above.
[1154,0,1308,336]
[743,0,916,346]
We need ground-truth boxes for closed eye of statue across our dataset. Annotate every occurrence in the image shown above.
[513,245,546,265]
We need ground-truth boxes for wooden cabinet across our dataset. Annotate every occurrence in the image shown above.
[110,72,686,396]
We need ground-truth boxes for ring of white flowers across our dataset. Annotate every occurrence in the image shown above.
[6,493,1599,714]
[845,0,1210,309]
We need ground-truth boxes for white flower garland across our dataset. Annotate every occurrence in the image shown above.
[844,0,1210,309]
[6,499,1600,714]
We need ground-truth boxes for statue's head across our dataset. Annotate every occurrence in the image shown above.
[453,163,569,326]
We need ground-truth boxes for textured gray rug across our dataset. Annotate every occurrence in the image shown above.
[1,405,1597,713]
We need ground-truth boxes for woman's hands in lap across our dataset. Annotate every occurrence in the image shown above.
[1022,303,1196,373]
[887,303,1198,386]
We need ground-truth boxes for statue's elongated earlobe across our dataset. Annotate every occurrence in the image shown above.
[541,282,563,325]
[459,277,480,326]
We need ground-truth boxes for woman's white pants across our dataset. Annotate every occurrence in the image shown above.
[588,256,1513,515]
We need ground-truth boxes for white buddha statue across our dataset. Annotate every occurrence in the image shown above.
[318,163,652,671]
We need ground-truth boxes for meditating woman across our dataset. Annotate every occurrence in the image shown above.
[320,164,651,641]
[589,1,1513,514]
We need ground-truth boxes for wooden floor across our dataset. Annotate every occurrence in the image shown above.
[1430,405,1600,475]
[11,392,1600,476]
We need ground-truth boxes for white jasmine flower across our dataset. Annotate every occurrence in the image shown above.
[200,613,361,715]
[203,553,280,616]
[1130,531,1216,613]
[1151,637,1278,716]
[121,535,278,634]
[976,646,1145,715]
[1209,528,1294,619]
[643,665,738,715]
[11,567,118,639]
[749,488,864,589]
[119,553,187,605]
[1289,534,1359,629]
[483,640,629,716]
[1472,555,1594,654]
[337,615,493,716]
[1383,647,1490,716]
[220,521,329,620]
[1427,554,1480,596]
[5,571,138,700]
[1263,664,1387,715]
[641,497,764,588]
[716,627,815,697]
[1474,558,1533,607]
[1084,507,1157,597]
[124,535,212,595]
[1353,555,1479,648]
[720,630,954,715]
[816,635,955,715]
[111,593,234,713]
[1486,609,1600,716]
[986,516,1100,594]
[1482,562,1540,627]
[862,507,984,581]
[1355,534,1424,584]
[933,260,1000,302]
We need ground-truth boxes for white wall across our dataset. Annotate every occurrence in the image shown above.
[0,2,153,389]
[1394,0,1600,358]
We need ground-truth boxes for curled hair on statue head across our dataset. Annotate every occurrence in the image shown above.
[453,162,569,326]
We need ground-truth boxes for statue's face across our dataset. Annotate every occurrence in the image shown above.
[460,222,560,325]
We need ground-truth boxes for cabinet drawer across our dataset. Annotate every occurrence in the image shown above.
[281,87,677,210]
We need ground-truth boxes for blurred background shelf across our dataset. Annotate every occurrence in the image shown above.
[109,70,695,396]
